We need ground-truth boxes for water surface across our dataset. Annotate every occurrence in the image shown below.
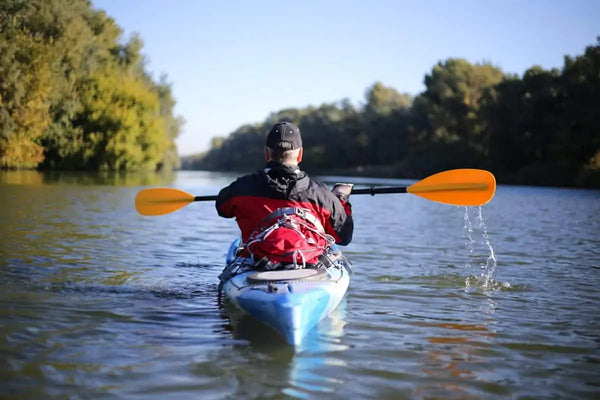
[1,170,599,399]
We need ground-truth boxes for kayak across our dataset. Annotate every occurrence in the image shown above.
[221,239,351,346]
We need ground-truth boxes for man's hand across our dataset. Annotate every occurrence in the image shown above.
[332,183,353,203]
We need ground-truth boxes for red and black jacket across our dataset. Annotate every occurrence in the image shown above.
[216,161,353,245]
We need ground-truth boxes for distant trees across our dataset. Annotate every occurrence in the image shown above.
[184,39,600,187]
[0,0,181,170]
[481,40,600,186]
[3,0,597,187]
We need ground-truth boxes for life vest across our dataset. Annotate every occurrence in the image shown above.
[246,207,335,268]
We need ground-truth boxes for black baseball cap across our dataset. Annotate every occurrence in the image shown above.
[266,122,302,150]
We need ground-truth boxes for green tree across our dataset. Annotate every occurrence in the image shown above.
[482,39,599,186]
[415,58,504,166]
[364,82,412,115]
[77,67,167,170]
[154,75,184,170]
[362,82,412,169]
[0,0,181,170]
[0,0,52,167]
[40,1,122,169]
[560,38,600,185]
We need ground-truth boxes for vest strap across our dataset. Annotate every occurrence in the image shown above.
[261,207,325,233]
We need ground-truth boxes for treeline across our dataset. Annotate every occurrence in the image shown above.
[184,39,600,187]
[0,0,181,171]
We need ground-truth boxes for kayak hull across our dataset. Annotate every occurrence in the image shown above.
[222,261,350,346]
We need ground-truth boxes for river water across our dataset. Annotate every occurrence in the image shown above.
[1,170,599,399]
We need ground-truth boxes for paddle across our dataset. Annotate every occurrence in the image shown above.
[135,168,496,216]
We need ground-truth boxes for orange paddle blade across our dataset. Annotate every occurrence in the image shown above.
[135,188,195,216]
[407,169,496,206]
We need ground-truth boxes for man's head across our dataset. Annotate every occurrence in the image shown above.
[265,122,303,165]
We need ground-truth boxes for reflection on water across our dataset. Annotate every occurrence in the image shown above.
[219,299,350,398]
[415,312,500,399]
[0,169,176,186]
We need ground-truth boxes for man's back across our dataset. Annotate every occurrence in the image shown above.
[216,160,353,245]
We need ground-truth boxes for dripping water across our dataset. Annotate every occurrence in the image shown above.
[463,206,505,293]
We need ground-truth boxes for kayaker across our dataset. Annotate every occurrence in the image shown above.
[216,121,354,263]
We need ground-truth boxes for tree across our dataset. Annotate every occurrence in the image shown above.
[154,75,184,170]
[0,0,52,167]
[362,83,412,168]
[364,82,412,115]
[559,38,600,185]
[482,39,600,186]
[0,0,181,170]
[76,66,168,170]
[415,58,504,165]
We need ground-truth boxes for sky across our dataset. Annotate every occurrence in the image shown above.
[91,0,599,156]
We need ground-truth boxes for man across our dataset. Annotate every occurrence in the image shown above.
[216,122,353,257]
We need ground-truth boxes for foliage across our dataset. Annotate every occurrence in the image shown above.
[184,39,600,187]
[0,0,180,170]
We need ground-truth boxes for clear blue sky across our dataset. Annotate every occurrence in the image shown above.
[91,0,599,156]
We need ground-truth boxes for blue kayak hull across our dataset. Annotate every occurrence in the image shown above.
[222,263,350,346]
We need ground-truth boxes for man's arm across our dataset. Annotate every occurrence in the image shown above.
[215,183,235,218]
[328,189,354,246]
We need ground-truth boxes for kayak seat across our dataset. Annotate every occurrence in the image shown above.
[247,268,328,283]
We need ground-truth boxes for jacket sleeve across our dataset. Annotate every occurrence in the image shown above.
[327,193,354,246]
[215,182,235,218]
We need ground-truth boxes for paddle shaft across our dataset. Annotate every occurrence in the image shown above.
[195,195,218,201]
[189,187,410,203]
[190,184,485,201]
[189,188,407,202]
[350,186,407,196]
